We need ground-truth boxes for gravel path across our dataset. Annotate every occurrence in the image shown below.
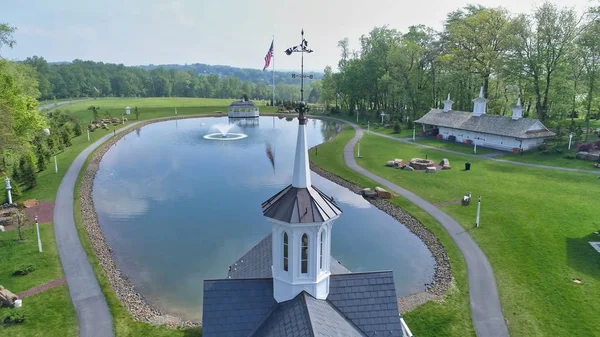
[338,120,510,337]
[17,277,67,298]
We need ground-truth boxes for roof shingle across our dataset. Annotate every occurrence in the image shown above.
[262,184,342,224]
[415,109,555,139]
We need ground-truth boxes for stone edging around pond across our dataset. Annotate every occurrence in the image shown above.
[79,113,450,328]
[309,162,452,313]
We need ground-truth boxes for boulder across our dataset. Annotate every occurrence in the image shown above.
[595,163,600,168]
[0,225,4,232]
[375,187,393,199]
[403,165,415,171]
[588,153,600,161]
[361,188,378,199]
[386,161,396,167]
[439,158,451,170]
[425,167,437,173]
[0,286,18,307]
[393,158,403,166]
[22,199,38,208]
[576,151,589,160]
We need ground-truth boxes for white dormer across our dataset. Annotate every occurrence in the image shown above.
[511,98,523,120]
[442,93,453,112]
[472,86,488,117]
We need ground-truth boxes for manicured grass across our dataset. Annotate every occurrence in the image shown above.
[309,127,476,337]
[351,133,600,337]
[496,149,600,170]
[312,112,414,138]
[0,285,77,337]
[0,224,77,336]
[0,224,64,293]
[64,97,275,121]
[73,132,201,337]
[414,138,497,155]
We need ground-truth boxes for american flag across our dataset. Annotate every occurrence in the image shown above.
[263,40,274,71]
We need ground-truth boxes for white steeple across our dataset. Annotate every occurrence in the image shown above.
[472,86,488,117]
[511,97,523,120]
[443,93,454,112]
[261,102,342,303]
[291,103,311,188]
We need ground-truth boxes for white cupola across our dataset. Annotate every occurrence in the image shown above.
[511,98,523,120]
[472,86,488,117]
[442,93,453,112]
[261,102,342,303]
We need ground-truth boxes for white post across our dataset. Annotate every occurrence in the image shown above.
[5,177,12,205]
[87,128,90,141]
[476,196,481,227]
[357,140,361,158]
[54,155,58,174]
[413,127,416,141]
[356,110,359,122]
[380,112,385,124]
[568,133,573,150]
[367,121,370,134]
[175,108,178,115]
[35,215,42,253]
[474,142,477,154]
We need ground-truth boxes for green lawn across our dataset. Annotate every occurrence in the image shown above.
[0,285,77,337]
[349,133,600,337]
[64,97,275,121]
[0,224,78,337]
[312,112,414,138]
[414,138,497,155]
[309,127,476,337]
[496,149,600,170]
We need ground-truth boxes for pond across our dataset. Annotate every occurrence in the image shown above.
[93,116,434,320]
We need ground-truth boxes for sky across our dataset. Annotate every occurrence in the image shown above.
[1,0,594,72]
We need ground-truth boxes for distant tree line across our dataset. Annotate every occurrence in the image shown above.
[22,57,322,102]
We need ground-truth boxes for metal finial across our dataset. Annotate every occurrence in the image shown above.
[301,29,304,36]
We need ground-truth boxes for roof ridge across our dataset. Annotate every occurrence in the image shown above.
[324,297,369,337]
[246,301,280,337]
[301,292,316,337]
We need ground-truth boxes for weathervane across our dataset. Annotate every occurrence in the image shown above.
[285,29,314,124]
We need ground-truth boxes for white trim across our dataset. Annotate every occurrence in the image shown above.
[400,317,414,337]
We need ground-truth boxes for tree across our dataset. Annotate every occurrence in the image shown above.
[88,106,100,121]
[577,7,600,140]
[18,154,37,189]
[134,106,139,120]
[12,208,27,241]
[512,3,585,122]
[0,23,16,56]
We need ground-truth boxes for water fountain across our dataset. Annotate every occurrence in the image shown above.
[203,123,248,140]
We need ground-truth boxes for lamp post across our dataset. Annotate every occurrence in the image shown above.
[367,121,370,134]
[35,215,43,253]
[54,155,58,174]
[474,142,477,154]
[568,133,573,150]
[5,177,12,205]
[87,128,90,141]
[380,111,386,124]
[413,126,416,141]
[357,140,361,158]
[356,110,359,122]
[475,196,481,228]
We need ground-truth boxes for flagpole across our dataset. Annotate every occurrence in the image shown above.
[272,35,275,106]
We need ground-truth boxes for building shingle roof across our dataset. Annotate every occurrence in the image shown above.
[228,233,350,279]
[202,271,402,337]
[262,185,342,224]
[414,109,555,139]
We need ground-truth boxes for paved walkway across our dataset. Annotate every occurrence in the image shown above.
[53,122,140,337]
[39,98,92,111]
[342,123,510,337]
[372,132,600,175]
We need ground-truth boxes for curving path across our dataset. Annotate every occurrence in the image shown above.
[371,132,600,175]
[54,122,141,337]
[340,122,510,337]
[39,98,92,111]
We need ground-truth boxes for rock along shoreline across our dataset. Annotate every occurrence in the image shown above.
[79,114,451,329]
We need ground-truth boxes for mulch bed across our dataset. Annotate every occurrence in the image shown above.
[16,277,66,298]
[23,201,55,223]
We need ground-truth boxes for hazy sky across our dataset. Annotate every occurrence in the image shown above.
[1,0,593,72]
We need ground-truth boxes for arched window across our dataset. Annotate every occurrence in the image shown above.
[319,231,324,270]
[283,232,289,272]
[301,234,308,274]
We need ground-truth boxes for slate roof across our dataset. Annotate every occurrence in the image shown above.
[249,292,366,337]
[262,184,343,224]
[414,109,555,139]
[228,233,351,279]
[230,100,257,107]
[202,271,402,337]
